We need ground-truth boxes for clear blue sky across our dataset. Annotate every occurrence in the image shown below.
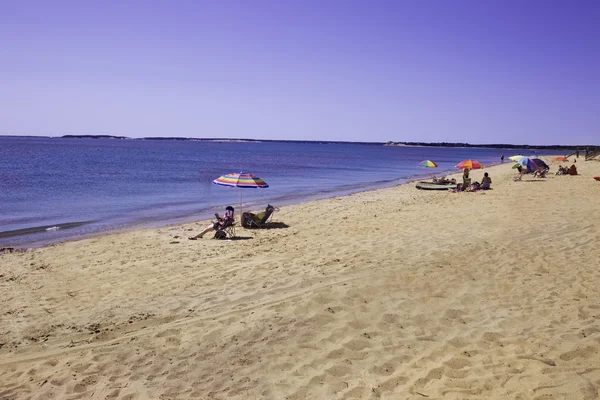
[1,0,598,144]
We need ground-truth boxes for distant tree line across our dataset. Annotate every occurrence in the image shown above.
[384,141,597,150]
[62,135,128,140]
[41,135,598,149]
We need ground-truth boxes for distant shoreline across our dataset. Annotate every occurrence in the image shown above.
[0,134,596,150]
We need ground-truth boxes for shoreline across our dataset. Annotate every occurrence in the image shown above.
[2,159,511,249]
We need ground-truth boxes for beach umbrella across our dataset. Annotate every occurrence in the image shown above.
[553,156,569,162]
[418,160,438,168]
[418,160,438,178]
[511,156,538,172]
[213,172,269,216]
[531,158,549,170]
[456,160,483,170]
[509,155,524,161]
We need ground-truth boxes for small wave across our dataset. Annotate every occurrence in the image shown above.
[0,221,92,239]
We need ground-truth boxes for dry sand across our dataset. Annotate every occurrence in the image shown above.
[1,157,600,399]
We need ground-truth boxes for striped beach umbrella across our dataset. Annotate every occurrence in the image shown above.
[456,160,483,170]
[419,160,438,178]
[511,156,538,172]
[213,173,269,188]
[418,160,438,168]
[213,172,269,216]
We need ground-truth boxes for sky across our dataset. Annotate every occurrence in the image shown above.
[1,0,598,145]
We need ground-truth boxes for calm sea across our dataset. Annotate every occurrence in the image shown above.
[0,137,554,247]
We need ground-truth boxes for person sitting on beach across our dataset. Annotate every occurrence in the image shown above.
[569,164,578,175]
[189,206,235,240]
[481,172,492,189]
[433,176,456,185]
[470,181,481,191]
[533,168,549,178]
[556,165,569,175]
[242,204,276,228]
[462,168,471,188]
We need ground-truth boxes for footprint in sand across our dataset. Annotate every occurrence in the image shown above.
[559,345,598,361]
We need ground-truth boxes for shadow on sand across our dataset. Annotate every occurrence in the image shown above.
[243,222,290,230]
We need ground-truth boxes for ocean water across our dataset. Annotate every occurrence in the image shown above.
[0,137,555,247]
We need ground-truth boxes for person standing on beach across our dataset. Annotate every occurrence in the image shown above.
[501,154,504,163]
[515,165,524,180]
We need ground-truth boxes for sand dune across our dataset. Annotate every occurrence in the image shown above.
[1,158,600,399]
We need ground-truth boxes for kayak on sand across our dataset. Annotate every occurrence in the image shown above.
[415,182,457,190]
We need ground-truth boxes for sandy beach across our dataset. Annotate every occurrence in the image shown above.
[1,158,600,399]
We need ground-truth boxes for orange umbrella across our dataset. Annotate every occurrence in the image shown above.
[456,160,483,170]
[552,156,569,162]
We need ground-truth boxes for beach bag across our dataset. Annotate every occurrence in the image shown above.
[242,212,255,227]
[214,230,227,240]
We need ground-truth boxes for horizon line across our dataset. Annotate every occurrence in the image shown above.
[0,134,597,149]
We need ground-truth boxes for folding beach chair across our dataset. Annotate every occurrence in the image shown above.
[241,204,275,229]
[213,212,236,239]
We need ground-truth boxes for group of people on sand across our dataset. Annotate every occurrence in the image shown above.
[532,167,550,178]
[454,168,492,191]
[514,161,578,180]
[556,164,578,176]
[188,204,276,240]
[192,158,580,240]
[515,165,549,180]
[432,176,456,185]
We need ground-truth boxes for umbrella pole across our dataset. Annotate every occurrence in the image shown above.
[240,189,243,219]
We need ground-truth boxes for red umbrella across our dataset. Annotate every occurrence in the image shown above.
[456,160,483,170]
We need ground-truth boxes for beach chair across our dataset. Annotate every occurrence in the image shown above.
[213,213,236,239]
[242,204,275,229]
[533,168,549,178]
